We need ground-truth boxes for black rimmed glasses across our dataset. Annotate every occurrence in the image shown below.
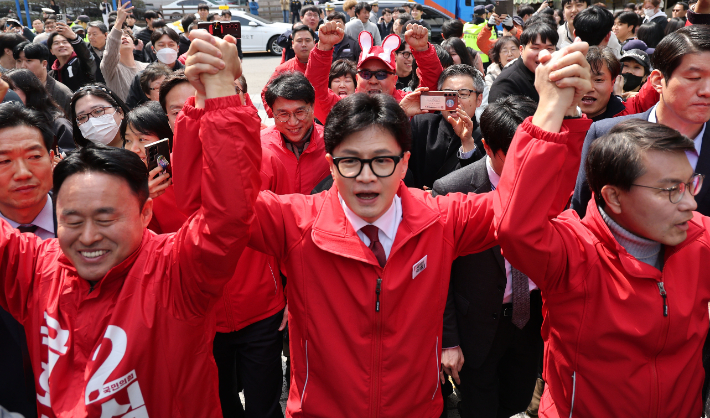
[274,107,311,123]
[332,155,404,178]
[76,106,116,125]
[442,88,478,99]
[396,51,412,59]
[631,173,704,204]
[357,70,396,81]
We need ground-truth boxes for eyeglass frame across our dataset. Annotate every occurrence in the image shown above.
[273,106,312,123]
[630,173,705,204]
[331,155,404,178]
[396,51,412,59]
[357,69,396,81]
[442,88,479,99]
[75,106,117,125]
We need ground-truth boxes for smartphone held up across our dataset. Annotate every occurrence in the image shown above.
[420,91,459,111]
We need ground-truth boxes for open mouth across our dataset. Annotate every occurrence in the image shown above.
[356,192,379,201]
[581,96,596,105]
[366,89,382,95]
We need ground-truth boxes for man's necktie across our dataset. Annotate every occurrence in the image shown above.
[18,224,38,234]
[361,225,386,268]
[511,267,530,329]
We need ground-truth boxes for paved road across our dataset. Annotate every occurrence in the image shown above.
[242,52,281,126]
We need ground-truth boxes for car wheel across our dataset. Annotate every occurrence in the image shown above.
[268,35,282,56]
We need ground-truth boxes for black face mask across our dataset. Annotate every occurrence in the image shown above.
[622,72,644,92]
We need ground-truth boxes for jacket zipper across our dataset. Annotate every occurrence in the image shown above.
[375,278,382,312]
[657,282,668,317]
[370,277,383,418]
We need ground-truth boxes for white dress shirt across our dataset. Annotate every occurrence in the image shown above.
[340,193,402,260]
[486,156,538,303]
[648,104,705,170]
[0,194,55,240]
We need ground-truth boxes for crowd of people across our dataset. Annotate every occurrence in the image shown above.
[1,0,710,418]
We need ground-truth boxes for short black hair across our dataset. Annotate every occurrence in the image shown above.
[586,119,695,207]
[71,84,130,148]
[412,3,424,11]
[653,25,710,81]
[144,11,158,20]
[197,3,210,11]
[624,2,637,9]
[587,46,621,80]
[394,14,412,34]
[616,11,640,34]
[0,102,54,151]
[433,44,454,68]
[573,5,614,46]
[328,11,347,24]
[13,40,49,61]
[140,62,172,97]
[206,13,216,22]
[677,2,690,10]
[53,143,149,208]
[664,17,686,36]
[47,32,70,51]
[181,14,196,32]
[636,21,663,48]
[159,70,189,113]
[264,71,315,109]
[437,63,485,93]
[518,5,535,18]
[441,19,464,39]
[395,7,405,13]
[88,21,108,33]
[7,68,64,120]
[382,8,393,14]
[152,20,168,30]
[520,21,558,47]
[324,93,410,154]
[151,26,179,45]
[441,37,474,67]
[489,35,520,66]
[329,58,357,87]
[480,95,537,154]
[121,101,173,150]
[291,23,316,40]
[354,1,372,14]
[300,4,320,16]
[0,33,27,54]
[561,0,589,9]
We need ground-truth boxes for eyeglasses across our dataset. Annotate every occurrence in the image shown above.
[631,174,704,204]
[442,88,478,99]
[332,155,403,178]
[274,107,311,123]
[76,106,116,125]
[357,70,395,81]
[396,51,412,59]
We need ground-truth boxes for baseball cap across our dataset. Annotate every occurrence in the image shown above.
[512,15,524,26]
[5,18,21,27]
[77,15,90,22]
[620,49,651,70]
[357,31,400,71]
[485,4,495,12]
[474,5,486,15]
[72,25,85,34]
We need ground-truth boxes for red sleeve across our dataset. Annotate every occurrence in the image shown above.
[476,25,495,56]
[261,71,278,118]
[168,94,262,312]
[172,96,204,217]
[622,80,659,115]
[0,222,45,323]
[305,45,342,123]
[411,43,444,91]
[493,117,592,290]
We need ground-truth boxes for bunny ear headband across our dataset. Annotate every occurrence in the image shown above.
[357,31,401,71]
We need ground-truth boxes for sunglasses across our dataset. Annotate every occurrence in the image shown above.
[357,69,395,80]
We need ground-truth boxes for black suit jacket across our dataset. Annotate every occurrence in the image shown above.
[571,109,710,218]
[488,58,538,104]
[432,158,508,368]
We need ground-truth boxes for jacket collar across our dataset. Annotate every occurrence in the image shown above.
[592,94,627,122]
[311,182,440,267]
[516,57,535,83]
[581,196,705,278]
[469,157,492,193]
[690,125,710,204]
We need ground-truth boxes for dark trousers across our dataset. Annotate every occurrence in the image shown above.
[457,291,543,418]
[291,11,299,24]
[213,309,285,418]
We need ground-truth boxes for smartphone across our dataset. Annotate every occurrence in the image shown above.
[145,138,172,176]
[197,21,241,39]
[123,0,132,8]
[495,0,514,17]
[420,91,458,111]
[56,13,67,23]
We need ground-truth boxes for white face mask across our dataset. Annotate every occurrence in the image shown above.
[156,47,177,64]
[644,7,656,17]
[78,113,120,145]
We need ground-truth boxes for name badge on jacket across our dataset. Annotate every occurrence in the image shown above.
[412,255,427,279]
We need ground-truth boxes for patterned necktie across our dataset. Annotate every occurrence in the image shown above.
[511,266,530,329]
[361,225,386,268]
[18,224,38,234]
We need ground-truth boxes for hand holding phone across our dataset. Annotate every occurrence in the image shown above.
[197,21,241,39]
[420,91,459,111]
[145,138,171,176]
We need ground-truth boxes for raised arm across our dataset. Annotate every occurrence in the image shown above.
[406,23,443,91]
[494,42,593,291]
[101,1,132,83]
[306,21,345,122]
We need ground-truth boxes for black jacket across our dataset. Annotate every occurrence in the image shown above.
[48,37,96,92]
[136,27,153,45]
[125,60,184,109]
[407,113,483,190]
[489,58,537,104]
[89,45,105,83]
[590,93,627,122]
[377,20,393,38]
[332,34,361,63]
[178,33,191,57]
[290,0,301,13]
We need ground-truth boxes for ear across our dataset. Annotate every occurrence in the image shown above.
[359,30,373,55]
[476,92,483,107]
[400,151,410,179]
[482,138,494,158]
[600,185,623,214]
[603,32,611,43]
[381,34,401,54]
[648,69,664,95]
[141,198,154,228]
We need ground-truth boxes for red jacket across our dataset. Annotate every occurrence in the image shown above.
[260,122,329,194]
[148,185,188,234]
[173,96,290,332]
[0,95,262,417]
[305,44,444,123]
[615,79,659,117]
[494,117,710,418]
[261,57,308,118]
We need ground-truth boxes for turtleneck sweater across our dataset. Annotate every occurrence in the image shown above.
[598,206,663,270]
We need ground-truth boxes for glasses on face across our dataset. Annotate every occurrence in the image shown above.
[443,88,478,99]
[332,155,403,178]
[76,106,116,125]
[304,12,319,18]
[358,70,395,80]
[631,174,704,204]
[274,107,311,123]
[501,47,518,55]
[397,51,412,59]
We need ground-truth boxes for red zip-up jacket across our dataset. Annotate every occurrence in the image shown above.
[260,122,329,195]
[171,109,579,417]
[304,43,444,123]
[494,117,710,418]
[0,95,262,418]
[173,96,290,332]
[261,57,308,118]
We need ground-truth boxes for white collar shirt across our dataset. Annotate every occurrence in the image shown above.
[340,193,402,260]
[0,194,55,240]
[648,104,705,170]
